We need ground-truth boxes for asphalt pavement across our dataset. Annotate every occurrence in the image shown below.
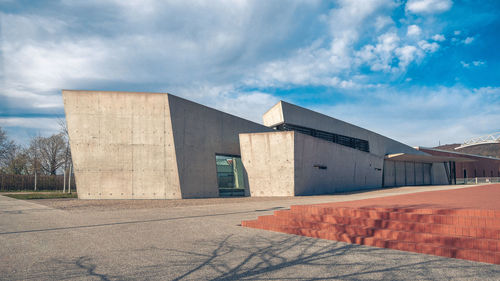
[1,184,499,280]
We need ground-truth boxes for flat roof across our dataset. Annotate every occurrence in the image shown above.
[417,147,500,161]
[385,153,475,163]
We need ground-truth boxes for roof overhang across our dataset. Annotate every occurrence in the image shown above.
[385,153,475,163]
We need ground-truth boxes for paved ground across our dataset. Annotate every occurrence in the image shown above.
[1,184,499,280]
[314,183,500,210]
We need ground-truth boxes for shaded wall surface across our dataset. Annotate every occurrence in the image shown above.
[167,95,272,198]
[64,90,271,199]
[382,160,448,187]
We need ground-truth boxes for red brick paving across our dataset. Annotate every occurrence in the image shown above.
[315,184,500,210]
[242,184,500,264]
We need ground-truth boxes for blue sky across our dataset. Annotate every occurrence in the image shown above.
[0,0,499,147]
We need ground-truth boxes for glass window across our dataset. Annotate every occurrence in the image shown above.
[215,154,246,196]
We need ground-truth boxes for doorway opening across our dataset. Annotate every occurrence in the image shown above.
[215,154,246,197]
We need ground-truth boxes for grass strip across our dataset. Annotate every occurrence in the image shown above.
[3,193,77,200]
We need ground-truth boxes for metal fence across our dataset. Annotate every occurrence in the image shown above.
[456,177,500,185]
[0,174,76,192]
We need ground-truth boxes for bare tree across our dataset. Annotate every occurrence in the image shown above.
[57,118,72,173]
[0,126,16,172]
[30,134,67,175]
[2,145,29,175]
[58,118,73,192]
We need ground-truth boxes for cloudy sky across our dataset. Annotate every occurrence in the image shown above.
[1,0,499,147]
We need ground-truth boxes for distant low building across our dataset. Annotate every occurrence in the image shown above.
[63,90,469,199]
[417,147,500,180]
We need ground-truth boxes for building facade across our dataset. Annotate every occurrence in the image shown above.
[240,101,455,196]
[418,147,500,180]
[64,90,462,199]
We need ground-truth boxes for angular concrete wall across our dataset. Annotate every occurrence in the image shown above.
[240,131,383,196]
[239,132,295,196]
[167,95,273,198]
[294,132,383,195]
[63,90,181,199]
[263,101,425,157]
[64,90,272,199]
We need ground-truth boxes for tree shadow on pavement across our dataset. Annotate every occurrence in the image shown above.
[130,234,499,281]
[32,233,499,281]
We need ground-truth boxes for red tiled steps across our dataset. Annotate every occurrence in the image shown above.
[241,207,500,264]
[271,210,500,238]
[247,215,500,251]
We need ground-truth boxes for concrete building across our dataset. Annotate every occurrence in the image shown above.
[239,101,465,196]
[63,90,271,199]
[63,90,465,199]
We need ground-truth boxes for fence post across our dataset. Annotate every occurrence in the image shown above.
[63,169,66,193]
[68,165,72,194]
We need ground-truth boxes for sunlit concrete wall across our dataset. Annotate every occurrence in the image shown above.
[64,90,181,199]
[239,132,295,196]
[64,90,271,199]
[239,131,384,196]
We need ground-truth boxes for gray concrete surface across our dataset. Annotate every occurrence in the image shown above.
[262,100,426,157]
[63,90,271,199]
[244,100,450,196]
[1,184,499,280]
[240,131,384,196]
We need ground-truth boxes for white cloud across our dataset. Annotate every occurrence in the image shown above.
[406,0,453,14]
[407,25,422,37]
[454,30,461,35]
[374,16,394,31]
[356,32,443,73]
[247,0,448,87]
[245,0,401,87]
[463,37,474,44]
[0,0,478,148]
[473,60,485,66]
[1,2,320,118]
[461,60,485,68]
[396,45,422,69]
[432,34,446,41]
[418,40,440,52]
[168,84,279,124]
[0,118,62,145]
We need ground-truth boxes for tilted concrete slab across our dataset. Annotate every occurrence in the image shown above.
[63,90,272,199]
[263,101,426,156]
[240,131,384,196]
